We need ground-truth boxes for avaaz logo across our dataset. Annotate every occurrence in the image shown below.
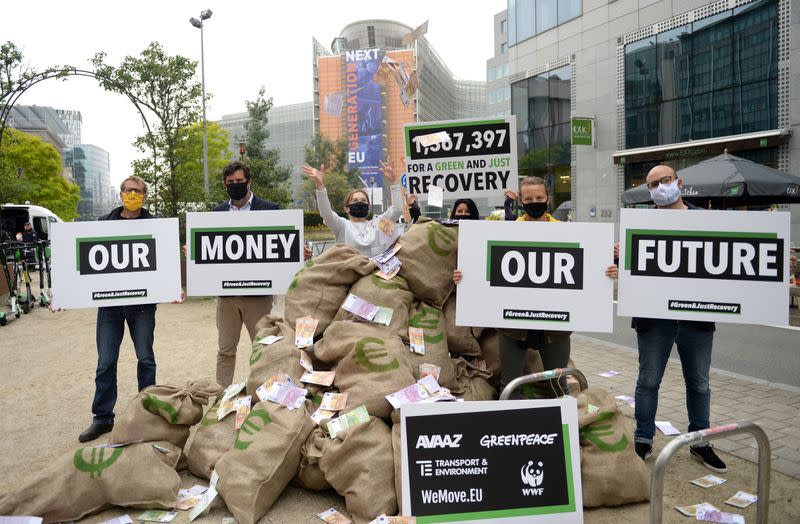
[521,460,545,496]
[415,434,463,449]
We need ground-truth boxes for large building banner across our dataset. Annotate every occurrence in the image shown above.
[345,48,383,186]
[404,116,518,199]
[617,208,791,326]
[455,220,614,332]
[50,218,181,309]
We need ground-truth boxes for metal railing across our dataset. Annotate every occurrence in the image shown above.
[650,421,771,524]
[499,367,589,400]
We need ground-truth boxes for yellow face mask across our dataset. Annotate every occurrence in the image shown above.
[123,191,144,211]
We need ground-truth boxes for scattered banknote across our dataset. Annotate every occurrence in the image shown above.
[296,316,319,348]
[419,363,441,381]
[386,383,429,409]
[615,394,636,407]
[598,370,620,377]
[217,398,240,421]
[256,372,293,402]
[695,509,745,523]
[377,217,401,245]
[724,491,757,509]
[266,381,307,410]
[372,306,394,326]
[420,387,459,403]
[258,335,284,345]
[136,511,178,523]
[691,475,727,488]
[375,261,402,280]
[151,444,171,454]
[311,407,337,425]
[372,243,401,264]
[675,503,719,517]
[187,486,218,522]
[234,395,252,430]
[415,131,450,148]
[376,254,401,274]
[409,327,425,355]
[417,374,441,394]
[327,405,370,438]
[317,508,351,524]
[655,420,681,435]
[587,403,600,414]
[178,485,208,498]
[427,185,444,208]
[370,516,417,524]
[342,293,379,321]
[301,370,336,387]
[98,516,132,524]
[221,382,245,403]
[320,391,348,412]
[175,494,202,510]
[300,351,314,372]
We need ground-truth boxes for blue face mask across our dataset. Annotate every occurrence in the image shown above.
[649,179,681,206]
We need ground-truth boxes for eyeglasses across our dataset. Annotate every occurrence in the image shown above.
[121,187,144,195]
[646,175,677,190]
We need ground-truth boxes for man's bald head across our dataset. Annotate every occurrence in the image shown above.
[646,165,677,186]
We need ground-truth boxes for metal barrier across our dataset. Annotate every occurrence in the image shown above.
[499,368,589,400]
[650,421,771,524]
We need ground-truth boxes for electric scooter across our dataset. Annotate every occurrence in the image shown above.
[0,243,22,325]
[36,240,51,307]
[13,243,35,314]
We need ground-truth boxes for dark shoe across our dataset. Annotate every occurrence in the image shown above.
[635,441,653,461]
[691,444,727,473]
[78,422,114,443]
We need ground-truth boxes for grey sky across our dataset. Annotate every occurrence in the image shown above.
[3,0,505,186]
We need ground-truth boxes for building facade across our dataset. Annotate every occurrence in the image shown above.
[8,105,69,157]
[504,0,798,240]
[218,101,315,204]
[486,11,512,118]
[313,20,490,214]
[64,145,115,221]
[54,109,83,148]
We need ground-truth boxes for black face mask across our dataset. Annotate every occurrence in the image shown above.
[226,181,249,201]
[523,202,548,219]
[347,201,370,218]
[454,214,478,220]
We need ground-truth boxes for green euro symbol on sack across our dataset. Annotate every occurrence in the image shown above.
[371,273,408,290]
[289,259,314,290]
[410,306,444,343]
[427,222,456,257]
[250,340,264,365]
[73,446,123,479]
[143,394,179,424]
[201,397,222,426]
[354,337,399,372]
[234,409,271,450]
[579,411,628,453]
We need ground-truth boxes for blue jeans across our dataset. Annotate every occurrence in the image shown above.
[93,304,157,424]
[634,319,714,444]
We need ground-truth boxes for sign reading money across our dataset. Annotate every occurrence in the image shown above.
[185,210,304,296]
[455,220,614,332]
[404,116,517,198]
[618,208,791,325]
[50,218,181,309]
[401,398,582,523]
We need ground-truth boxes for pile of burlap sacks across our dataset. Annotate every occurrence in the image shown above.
[0,217,650,523]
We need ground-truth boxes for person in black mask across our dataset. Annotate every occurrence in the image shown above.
[450,198,480,220]
[211,161,279,387]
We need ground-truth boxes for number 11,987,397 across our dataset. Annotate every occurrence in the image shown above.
[414,128,507,155]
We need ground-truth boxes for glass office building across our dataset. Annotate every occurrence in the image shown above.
[64,145,114,221]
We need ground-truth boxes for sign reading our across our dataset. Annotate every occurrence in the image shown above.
[618,208,791,325]
[185,210,304,296]
[401,399,582,523]
[404,117,517,199]
[50,218,181,309]
[456,221,614,332]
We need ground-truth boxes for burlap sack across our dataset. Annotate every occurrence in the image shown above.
[443,294,483,357]
[477,329,502,387]
[293,425,332,491]
[108,378,221,448]
[319,416,397,523]
[187,394,236,480]
[400,301,458,390]
[453,358,497,400]
[333,272,415,343]
[0,441,181,522]
[284,245,377,337]
[390,410,404,515]
[246,316,308,397]
[396,218,458,308]
[330,324,416,420]
[215,400,315,524]
[576,388,650,507]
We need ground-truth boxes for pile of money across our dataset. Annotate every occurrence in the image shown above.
[265,380,307,410]
[255,372,293,402]
[385,374,445,409]
[217,383,246,421]
[327,405,370,439]
[371,244,402,280]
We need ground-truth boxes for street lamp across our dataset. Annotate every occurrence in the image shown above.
[189,9,213,195]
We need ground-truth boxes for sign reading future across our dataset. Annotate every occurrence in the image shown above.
[185,210,304,296]
[618,208,791,325]
[50,218,182,309]
[400,399,583,523]
[455,221,615,332]
[403,116,518,198]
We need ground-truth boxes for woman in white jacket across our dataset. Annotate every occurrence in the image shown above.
[302,161,403,256]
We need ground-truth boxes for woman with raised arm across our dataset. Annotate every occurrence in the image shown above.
[302,161,403,256]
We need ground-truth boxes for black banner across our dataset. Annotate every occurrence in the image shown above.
[407,121,511,161]
[193,228,299,264]
[489,244,584,290]
[78,238,157,275]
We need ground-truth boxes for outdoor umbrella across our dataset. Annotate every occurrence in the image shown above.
[552,199,573,221]
[621,152,800,207]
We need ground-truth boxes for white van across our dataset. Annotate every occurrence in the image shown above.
[1,203,63,242]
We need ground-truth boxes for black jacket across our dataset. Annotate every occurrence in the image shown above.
[212,194,279,212]
[101,207,155,221]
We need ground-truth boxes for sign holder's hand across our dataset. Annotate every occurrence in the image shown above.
[504,190,518,201]
[605,265,618,279]
[302,163,326,190]
[172,290,186,304]
[453,269,463,285]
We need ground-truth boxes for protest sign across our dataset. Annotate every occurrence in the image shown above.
[404,117,517,199]
[50,218,181,309]
[185,210,304,296]
[455,221,614,332]
[401,398,582,523]
[618,208,790,325]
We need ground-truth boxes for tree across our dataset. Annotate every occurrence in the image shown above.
[0,128,80,220]
[91,42,203,217]
[301,134,361,210]
[242,87,292,207]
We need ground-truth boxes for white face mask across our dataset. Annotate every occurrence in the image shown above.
[649,179,681,206]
